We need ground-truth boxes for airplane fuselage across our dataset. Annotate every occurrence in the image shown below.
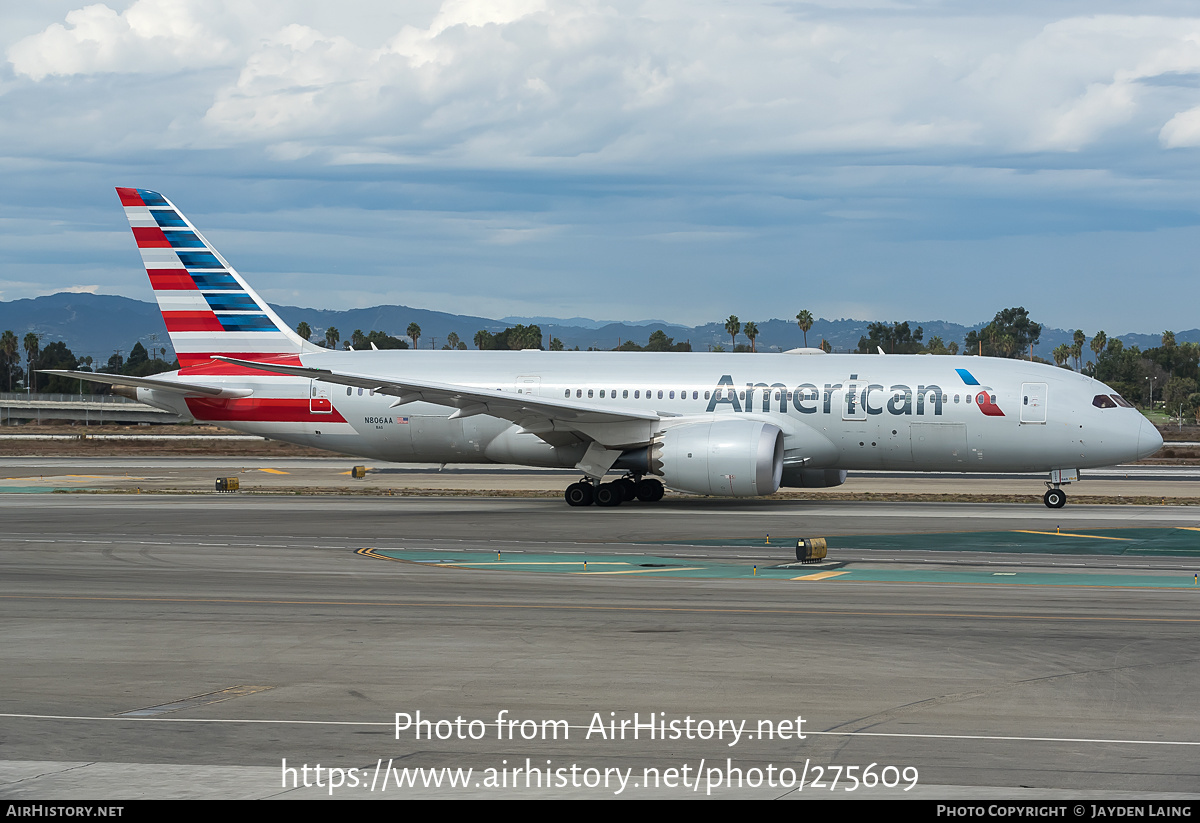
[137,349,1158,476]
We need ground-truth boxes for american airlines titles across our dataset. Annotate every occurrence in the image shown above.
[705,374,1001,417]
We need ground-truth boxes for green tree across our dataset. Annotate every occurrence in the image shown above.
[407,323,422,349]
[0,330,18,391]
[493,324,542,350]
[1090,331,1107,368]
[744,321,759,352]
[857,321,923,354]
[724,315,740,349]
[1071,329,1085,370]
[1052,344,1071,369]
[646,330,673,352]
[324,326,340,350]
[795,310,814,348]
[363,330,408,350]
[39,341,79,393]
[296,321,312,341]
[1165,377,1197,411]
[963,308,1042,359]
[548,336,564,351]
[126,342,149,372]
[474,330,495,350]
[819,338,832,353]
[445,332,460,350]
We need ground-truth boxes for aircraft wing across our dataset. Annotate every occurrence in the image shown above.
[213,357,660,434]
[37,370,252,398]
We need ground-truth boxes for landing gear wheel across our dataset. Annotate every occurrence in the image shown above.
[565,482,594,507]
[1043,488,1067,509]
[635,478,665,502]
[594,483,623,507]
[614,478,637,502]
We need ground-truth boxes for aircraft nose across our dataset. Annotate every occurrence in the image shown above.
[1137,416,1163,460]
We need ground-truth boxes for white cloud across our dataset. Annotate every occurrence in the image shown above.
[11,3,1200,163]
[1160,105,1200,147]
[8,0,235,81]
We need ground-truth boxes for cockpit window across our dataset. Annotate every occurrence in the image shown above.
[1092,394,1117,409]
[1111,394,1134,408]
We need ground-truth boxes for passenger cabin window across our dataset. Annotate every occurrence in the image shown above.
[564,389,570,397]
[1092,394,1118,409]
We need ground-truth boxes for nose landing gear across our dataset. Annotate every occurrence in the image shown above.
[1043,468,1077,508]
[1043,487,1067,509]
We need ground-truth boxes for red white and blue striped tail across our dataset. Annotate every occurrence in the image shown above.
[116,187,320,375]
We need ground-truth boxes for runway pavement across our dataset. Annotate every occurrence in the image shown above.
[0,456,1197,502]
[1,493,1199,800]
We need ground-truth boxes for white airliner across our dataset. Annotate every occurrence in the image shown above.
[45,188,1163,508]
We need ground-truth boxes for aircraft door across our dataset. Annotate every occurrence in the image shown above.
[842,375,868,421]
[1020,383,1047,424]
[309,380,333,414]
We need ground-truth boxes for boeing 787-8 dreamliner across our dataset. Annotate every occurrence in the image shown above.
[44,188,1163,508]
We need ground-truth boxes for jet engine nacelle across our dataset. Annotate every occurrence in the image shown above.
[654,419,784,497]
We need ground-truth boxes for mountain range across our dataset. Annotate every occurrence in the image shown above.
[0,292,1192,368]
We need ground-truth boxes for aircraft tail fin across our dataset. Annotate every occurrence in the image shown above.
[116,187,321,374]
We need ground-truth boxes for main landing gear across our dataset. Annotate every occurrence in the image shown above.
[564,475,664,507]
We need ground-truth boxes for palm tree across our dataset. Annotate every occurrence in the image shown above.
[795,310,813,348]
[724,316,740,350]
[0,330,17,391]
[407,322,422,349]
[324,326,340,350]
[1072,329,1085,371]
[1052,344,1071,368]
[295,321,312,341]
[23,332,39,393]
[1090,331,1106,368]
[744,321,759,352]
[446,332,460,350]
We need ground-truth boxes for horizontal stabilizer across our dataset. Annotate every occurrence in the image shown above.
[38,370,253,398]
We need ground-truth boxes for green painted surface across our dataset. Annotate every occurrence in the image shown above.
[0,486,70,493]
[650,528,1200,557]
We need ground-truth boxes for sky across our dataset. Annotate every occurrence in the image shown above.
[3,1,1200,334]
